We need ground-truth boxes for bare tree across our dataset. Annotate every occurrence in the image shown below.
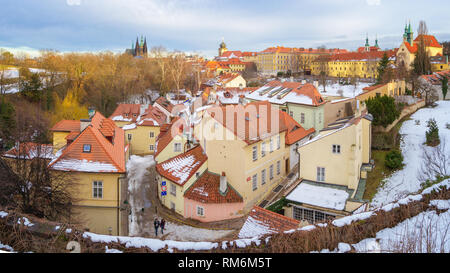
[150,46,169,94]
[416,77,439,106]
[419,138,449,183]
[316,46,329,92]
[168,51,187,99]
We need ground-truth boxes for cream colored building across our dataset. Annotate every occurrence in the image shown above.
[283,107,373,223]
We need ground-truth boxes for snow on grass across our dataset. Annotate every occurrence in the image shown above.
[160,221,233,242]
[353,209,450,253]
[126,155,155,237]
[17,217,34,227]
[83,232,219,252]
[0,211,8,218]
[430,200,450,210]
[105,246,123,253]
[0,242,14,252]
[371,101,450,208]
[332,211,375,227]
[319,82,371,98]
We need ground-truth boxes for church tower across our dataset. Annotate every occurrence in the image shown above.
[365,33,370,52]
[219,38,228,56]
[131,35,148,57]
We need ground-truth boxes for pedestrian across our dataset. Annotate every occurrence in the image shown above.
[154,218,160,237]
[160,218,166,235]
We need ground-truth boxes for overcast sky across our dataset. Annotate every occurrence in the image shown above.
[1,0,449,58]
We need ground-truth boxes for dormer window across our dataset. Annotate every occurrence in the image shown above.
[83,144,91,153]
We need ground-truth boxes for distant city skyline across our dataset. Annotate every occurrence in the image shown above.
[1,0,449,58]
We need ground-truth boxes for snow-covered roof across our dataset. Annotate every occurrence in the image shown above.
[286,182,350,211]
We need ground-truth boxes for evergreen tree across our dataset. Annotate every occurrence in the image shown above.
[442,76,448,100]
[0,100,16,147]
[21,73,43,103]
[425,118,440,146]
[376,52,390,84]
[365,95,401,128]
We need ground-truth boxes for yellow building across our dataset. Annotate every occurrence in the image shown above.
[194,101,291,211]
[49,112,128,236]
[155,145,208,215]
[396,23,446,72]
[283,108,373,223]
[356,80,406,102]
[110,104,168,156]
[312,49,397,79]
[257,47,347,76]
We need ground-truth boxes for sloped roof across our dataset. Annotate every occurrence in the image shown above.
[414,35,442,48]
[184,172,243,204]
[50,120,81,132]
[279,111,315,145]
[49,112,125,173]
[327,50,396,62]
[362,83,388,92]
[155,117,186,157]
[245,81,326,106]
[2,143,53,160]
[109,104,141,122]
[238,206,300,239]
[137,105,167,126]
[207,101,288,145]
[156,145,207,186]
[155,97,174,113]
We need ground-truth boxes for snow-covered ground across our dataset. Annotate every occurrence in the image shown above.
[127,155,155,236]
[319,82,371,98]
[353,206,450,253]
[371,101,450,207]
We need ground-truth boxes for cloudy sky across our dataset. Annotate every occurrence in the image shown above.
[1,0,449,58]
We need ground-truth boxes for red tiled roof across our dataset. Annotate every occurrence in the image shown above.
[262,80,326,106]
[247,206,300,233]
[220,51,243,58]
[156,145,207,186]
[184,172,243,204]
[138,105,167,126]
[50,120,81,132]
[49,112,126,173]
[207,101,288,145]
[414,35,442,48]
[2,143,53,160]
[327,50,396,62]
[155,97,174,113]
[155,117,186,157]
[362,83,388,92]
[109,104,141,122]
[279,111,315,145]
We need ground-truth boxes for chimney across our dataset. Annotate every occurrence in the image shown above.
[313,80,319,89]
[219,172,228,195]
[80,119,92,132]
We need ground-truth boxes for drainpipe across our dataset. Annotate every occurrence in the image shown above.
[295,143,300,178]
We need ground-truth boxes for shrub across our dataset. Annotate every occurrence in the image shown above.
[366,95,401,128]
[425,118,440,146]
[385,150,403,170]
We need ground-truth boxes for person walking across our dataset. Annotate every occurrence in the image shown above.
[154,218,160,237]
[160,218,166,235]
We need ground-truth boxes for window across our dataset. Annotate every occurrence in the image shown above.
[170,202,175,210]
[197,206,204,216]
[149,132,155,138]
[170,183,177,196]
[174,143,182,152]
[293,206,335,224]
[277,161,281,175]
[318,113,322,124]
[277,135,280,150]
[261,169,266,185]
[83,144,91,153]
[317,167,325,182]
[252,146,258,161]
[149,145,154,151]
[332,145,341,154]
[270,138,273,153]
[289,111,293,117]
[300,113,305,124]
[92,181,103,199]
[127,134,132,141]
[252,174,258,191]
[270,165,274,180]
[196,172,200,178]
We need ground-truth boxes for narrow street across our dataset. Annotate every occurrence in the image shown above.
[126,155,240,242]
